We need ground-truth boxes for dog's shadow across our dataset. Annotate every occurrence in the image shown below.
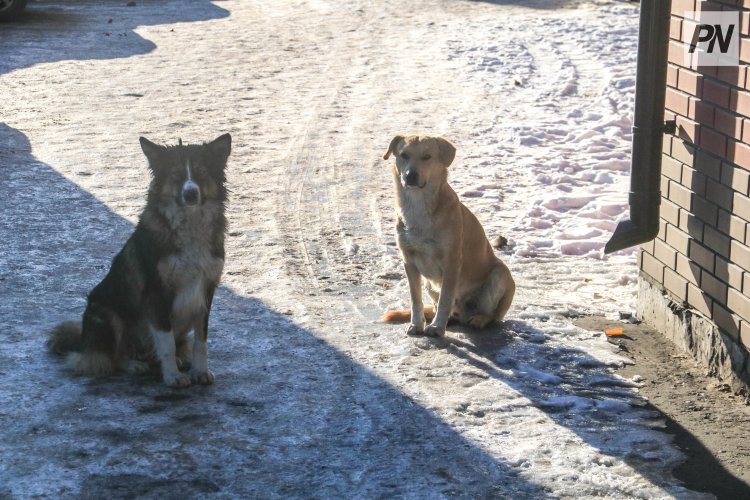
[415,317,749,497]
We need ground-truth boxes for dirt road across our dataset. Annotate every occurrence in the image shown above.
[1,1,745,497]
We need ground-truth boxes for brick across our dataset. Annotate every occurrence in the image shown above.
[702,270,729,302]
[728,288,750,321]
[682,166,707,195]
[702,78,731,107]
[705,178,734,210]
[678,68,703,95]
[667,224,692,254]
[641,240,655,255]
[713,302,741,339]
[662,178,672,204]
[693,149,721,178]
[672,0,695,16]
[690,239,716,272]
[669,180,693,209]
[693,61,718,78]
[669,40,688,67]
[667,87,691,116]
[715,257,744,290]
[676,115,700,143]
[664,268,689,301]
[680,208,705,240]
[740,320,750,351]
[677,252,701,285]
[717,209,748,241]
[688,283,713,316]
[729,140,750,170]
[714,108,743,139]
[654,238,678,268]
[695,1,725,12]
[731,88,750,115]
[662,198,681,226]
[720,162,750,195]
[688,98,714,126]
[672,139,697,167]
[699,127,727,157]
[663,135,672,155]
[663,155,684,181]
[692,196,718,226]
[723,164,750,195]
[641,251,665,282]
[659,219,669,240]
[741,38,750,65]
[717,65,747,88]
[671,17,683,40]
[704,225,731,257]
[731,240,750,271]
[668,64,679,87]
[742,10,750,37]
[745,272,750,293]
[735,192,750,222]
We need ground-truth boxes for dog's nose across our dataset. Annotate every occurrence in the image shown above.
[403,169,419,186]
[181,184,200,205]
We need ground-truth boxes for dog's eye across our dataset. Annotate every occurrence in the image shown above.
[421,155,431,161]
[400,153,409,160]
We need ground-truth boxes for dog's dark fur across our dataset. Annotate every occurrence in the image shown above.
[48,134,231,387]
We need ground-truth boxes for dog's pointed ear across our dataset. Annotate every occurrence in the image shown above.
[383,135,404,160]
[436,137,456,167]
[208,133,232,162]
[139,137,164,165]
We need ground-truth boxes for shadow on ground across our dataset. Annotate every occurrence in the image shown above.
[0,0,229,76]
[431,317,749,498]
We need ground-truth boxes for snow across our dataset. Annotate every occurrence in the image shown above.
[0,0,711,498]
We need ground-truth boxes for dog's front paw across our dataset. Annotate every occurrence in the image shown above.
[406,324,424,336]
[424,324,446,337]
[190,369,215,385]
[164,371,192,388]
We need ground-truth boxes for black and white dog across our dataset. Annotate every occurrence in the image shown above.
[48,134,231,387]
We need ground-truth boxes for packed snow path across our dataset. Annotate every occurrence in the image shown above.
[1,0,707,498]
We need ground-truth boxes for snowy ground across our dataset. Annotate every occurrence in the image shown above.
[0,0,711,498]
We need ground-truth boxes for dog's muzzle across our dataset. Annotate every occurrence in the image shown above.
[181,180,201,206]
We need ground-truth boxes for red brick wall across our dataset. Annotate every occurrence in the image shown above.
[640,0,750,350]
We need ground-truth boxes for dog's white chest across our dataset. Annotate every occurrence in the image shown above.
[397,194,443,281]
[159,219,224,329]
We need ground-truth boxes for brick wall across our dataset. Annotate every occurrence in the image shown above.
[639,0,750,366]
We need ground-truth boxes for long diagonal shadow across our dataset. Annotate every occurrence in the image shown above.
[0,0,230,76]
[0,126,553,497]
[437,319,750,498]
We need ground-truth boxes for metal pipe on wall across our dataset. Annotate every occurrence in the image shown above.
[604,0,673,254]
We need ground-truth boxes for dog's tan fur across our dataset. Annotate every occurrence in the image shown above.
[382,135,515,337]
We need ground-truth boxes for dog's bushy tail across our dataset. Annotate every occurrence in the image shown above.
[382,306,435,323]
[47,321,115,376]
[48,320,83,354]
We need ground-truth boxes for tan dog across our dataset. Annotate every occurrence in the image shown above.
[382,135,515,337]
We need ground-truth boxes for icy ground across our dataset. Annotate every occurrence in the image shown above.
[0,0,709,498]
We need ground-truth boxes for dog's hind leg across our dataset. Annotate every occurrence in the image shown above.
[495,277,516,321]
[466,264,515,329]
[189,286,215,385]
[65,304,118,376]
